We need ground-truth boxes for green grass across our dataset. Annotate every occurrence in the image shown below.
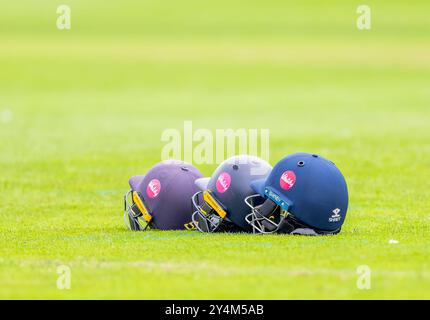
[0,0,429,299]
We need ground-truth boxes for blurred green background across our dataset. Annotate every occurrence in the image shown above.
[0,0,429,299]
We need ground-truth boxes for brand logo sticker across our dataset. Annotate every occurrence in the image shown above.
[329,208,342,222]
[216,172,231,193]
[146,179,161,198]
[280,171,296,190]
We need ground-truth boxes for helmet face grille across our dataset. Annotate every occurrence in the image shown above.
[191,191,224,233]
[123,190,151,231]
[244,195,284,234]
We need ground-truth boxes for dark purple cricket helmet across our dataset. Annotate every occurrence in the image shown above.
[124,160,203,231]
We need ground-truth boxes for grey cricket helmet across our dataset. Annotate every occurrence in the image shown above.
[191,155,272,232]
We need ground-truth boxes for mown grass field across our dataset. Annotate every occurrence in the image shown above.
[0,0,429,299]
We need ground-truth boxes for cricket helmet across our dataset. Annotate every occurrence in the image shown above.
[124,160,203,231]
[192,155,272,232]
[245,153,348,235]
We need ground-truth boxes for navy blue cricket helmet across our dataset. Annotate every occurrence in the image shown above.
[192,155,272,233]
[124,160,203,231]
[245,153,348,235]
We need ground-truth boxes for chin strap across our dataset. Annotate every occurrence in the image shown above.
[216,219,244,233]
[283,214,341,236]
[246,196,341,236]
[274,217,296,234]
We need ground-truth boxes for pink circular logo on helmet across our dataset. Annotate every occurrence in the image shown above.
[280,171,296,190]
[146,179,161,198]
[216,172,231,193]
